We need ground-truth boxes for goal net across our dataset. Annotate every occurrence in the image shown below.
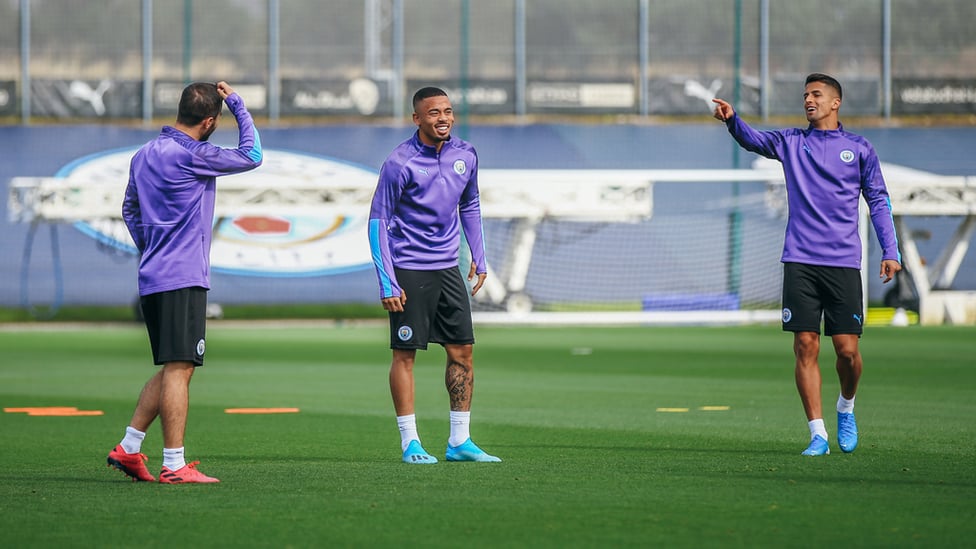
[11,154,970,325]
[8,157,789,325]
[470,169,787,325]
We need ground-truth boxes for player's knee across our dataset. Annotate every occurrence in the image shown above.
[391,355,416,374]
[793,332,820,358]
[445,344,473,364]
[835,348,860,368]
[831,336,859,363]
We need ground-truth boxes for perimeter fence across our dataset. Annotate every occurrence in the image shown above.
[1,0,974,123]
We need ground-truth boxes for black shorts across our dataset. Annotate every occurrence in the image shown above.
[140,287,208,366]
[782,262,863,336]
[389,267,475,350]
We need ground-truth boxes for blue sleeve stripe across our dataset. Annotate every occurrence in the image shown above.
[248,128,264,163]
[886,196,902,263]
[369,219,394,296]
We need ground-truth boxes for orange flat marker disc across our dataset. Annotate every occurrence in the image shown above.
[29,409,104,416]
[224,407,300,414]
[6,407,74,413]
[4,407,103,416]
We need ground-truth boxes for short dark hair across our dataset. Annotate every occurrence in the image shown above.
[805,73,842,100]
[177,82,222,126]
[412,86,449,112]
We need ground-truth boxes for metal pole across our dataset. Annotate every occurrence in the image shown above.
[142,0,153,124]
[458,0,469,139]
[760,0,769,121]
[20,0,30,124]
[392,0,404,121]
[268,0,280,122]
[733,0,742,111]
[365,0,378,78]
[882,0,892,119]
[183,0,192,85]
[729,0,743,297]
[639,0,649,116]
[514,0,526,117]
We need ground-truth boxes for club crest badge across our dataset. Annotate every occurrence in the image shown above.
[782,308,793,323]
[839,149,855,163]
[397,325,413,341]
[453,160,466,175]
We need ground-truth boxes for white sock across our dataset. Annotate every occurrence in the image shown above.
[837,394,855,414]
[397,414,419,452]
[448,411,471,448]
[120,426,146,454]
[808,419,828,441]
[162,447,186,471]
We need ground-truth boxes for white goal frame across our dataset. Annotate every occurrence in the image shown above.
[8,162,975,325]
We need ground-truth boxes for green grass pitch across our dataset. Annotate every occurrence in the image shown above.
[0,323,973,547]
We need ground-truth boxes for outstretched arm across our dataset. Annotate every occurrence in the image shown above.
[713,98,783,160]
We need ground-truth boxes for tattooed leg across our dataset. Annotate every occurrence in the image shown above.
[445,344,474,412]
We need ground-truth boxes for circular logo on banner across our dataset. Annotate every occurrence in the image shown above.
[839,149,855,163]
[397,325,414,341]
[453,159,466,175]
[59,149,378,277]
[782,308,793,323]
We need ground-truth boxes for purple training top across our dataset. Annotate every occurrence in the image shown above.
[725,114,900,269]
[122,92,263,296]
[368,131,487,300]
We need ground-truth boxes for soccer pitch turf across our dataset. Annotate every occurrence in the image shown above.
[1,323,973,547]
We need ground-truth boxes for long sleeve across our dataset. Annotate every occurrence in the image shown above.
[368,160,403,300]
[725,114,784,160]
[859,146,901,263]
[192,93,263,175]
[124,92,263,296]
[121,169,145,252]
[725,114,895,270]
[368,133,486,299]
[458,159,487,273]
